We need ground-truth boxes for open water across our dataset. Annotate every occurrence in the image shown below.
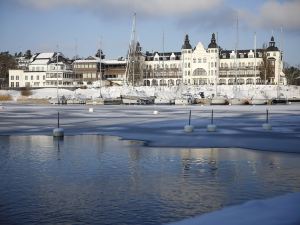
[0,135,300,225]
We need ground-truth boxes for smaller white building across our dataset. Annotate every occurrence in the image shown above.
[9,52,77,88]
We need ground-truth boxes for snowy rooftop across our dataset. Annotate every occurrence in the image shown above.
[103,59,127,64]
[36,52,55,59]
[30,59,50,65]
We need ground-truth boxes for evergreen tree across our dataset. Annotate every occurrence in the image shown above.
[24,50,32,59]
[0,52,17,88]
[95,49,105,59]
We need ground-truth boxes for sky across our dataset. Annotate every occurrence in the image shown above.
[0,0,300,66]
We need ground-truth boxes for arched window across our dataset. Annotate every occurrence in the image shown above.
[193,68,207,76]
[246,78,253,84]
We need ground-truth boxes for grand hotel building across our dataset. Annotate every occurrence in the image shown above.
[142,34,285,86]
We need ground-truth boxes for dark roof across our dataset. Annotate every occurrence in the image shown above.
[220,49,264,59]
[144,51,181,61]
[208,33,218,48]
[181,34,192,49]
[267,36,279,52]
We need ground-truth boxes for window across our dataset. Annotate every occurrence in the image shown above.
[11,82,14,87]
[31,76,33,80]
[198,58,202,63]
[215,62,217,67]
[16,82,19,87]
[11,76,14,80]
[25,76,28,80]
[37,75,39,80]
[16,76,19,80]
[203,58,207,63]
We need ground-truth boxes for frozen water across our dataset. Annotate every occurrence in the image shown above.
[0,104,299,153]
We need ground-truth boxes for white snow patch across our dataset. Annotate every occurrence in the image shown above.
[168,192,300,225]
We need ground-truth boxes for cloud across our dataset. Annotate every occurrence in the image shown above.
[241,0,300,31]
[177,5,238,30]
[18,0,223,16]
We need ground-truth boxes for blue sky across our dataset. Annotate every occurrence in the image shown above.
[0,0,299,66]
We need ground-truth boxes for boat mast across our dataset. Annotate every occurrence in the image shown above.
[162,30,165,85]
[254,32,257,87]
[234,16,239,97]
[125,13,137,86]
[99,37,102,98]
[56,44,59,104]
[277,27,283,99]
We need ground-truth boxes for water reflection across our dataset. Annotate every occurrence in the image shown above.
[0,135,300,225]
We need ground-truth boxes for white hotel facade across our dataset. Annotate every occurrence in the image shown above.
[142,34,285,86]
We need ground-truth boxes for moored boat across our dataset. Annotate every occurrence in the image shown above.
[229,98,247,105]
[211,97,227,105]
[249,99,267,105]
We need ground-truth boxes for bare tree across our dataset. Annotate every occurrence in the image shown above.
[259,44,275,84]
[284,63,300,85]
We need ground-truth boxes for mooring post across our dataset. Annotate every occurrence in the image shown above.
[207,109,217,132]
[58,111,60,128]
[184,109,194,133]
[262,109,272,130]
[53,111,64,137]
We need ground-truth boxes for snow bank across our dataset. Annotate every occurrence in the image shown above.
[168,192,300,225]
[1,85,299,102]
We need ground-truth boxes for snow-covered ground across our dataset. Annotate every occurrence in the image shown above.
[1,85,300,101]
[168,192,300,225]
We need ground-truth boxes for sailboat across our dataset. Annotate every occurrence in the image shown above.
[249,32,267,105]
[121,13,154,105]
[229,16,247,105]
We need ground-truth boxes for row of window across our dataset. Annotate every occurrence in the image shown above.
[207,49,218,53]
[192,58,208,63]
[145,64,181,70]
[10,76,19,80]
[220,61,263,68]
[30,66,46,71]
[74,63,97,69]
[153,56,177,61]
